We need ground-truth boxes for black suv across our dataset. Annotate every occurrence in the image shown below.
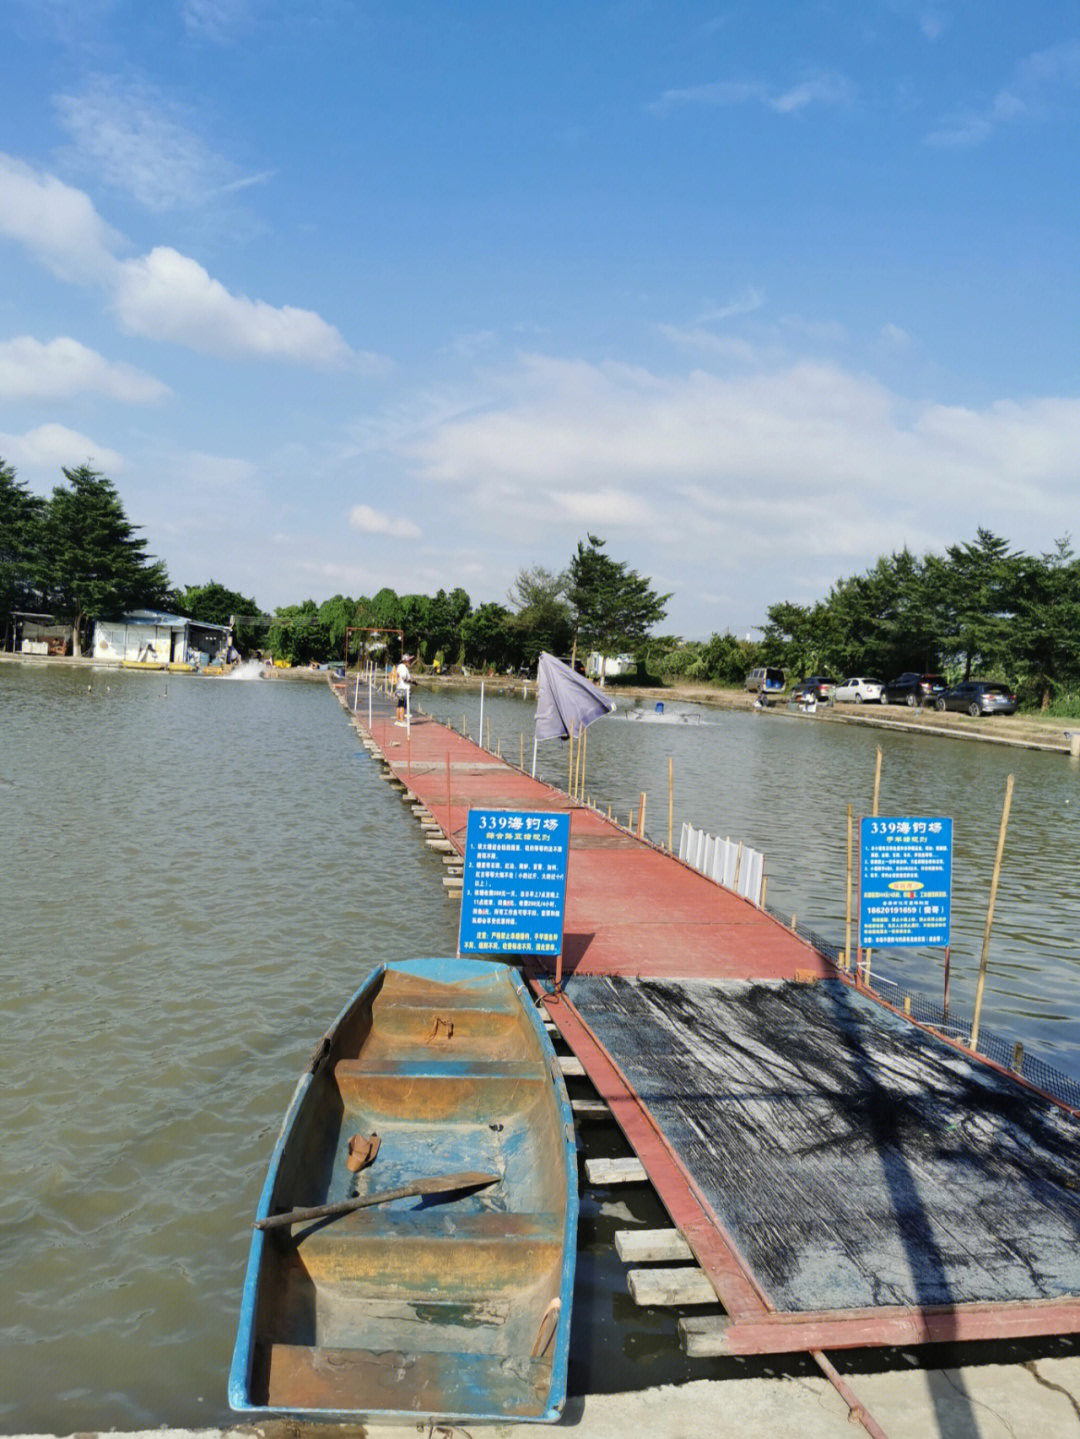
[883,673,946,707]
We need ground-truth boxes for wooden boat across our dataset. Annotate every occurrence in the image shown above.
[228,957,578,1423]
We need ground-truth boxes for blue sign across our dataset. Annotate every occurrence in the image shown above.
[458,809,571,956]
[859,816,952,948]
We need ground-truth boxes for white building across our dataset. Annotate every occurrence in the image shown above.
[585,651,636,681]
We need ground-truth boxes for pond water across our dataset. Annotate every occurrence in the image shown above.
[2,664,1078,1431]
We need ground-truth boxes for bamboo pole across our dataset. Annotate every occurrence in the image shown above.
[579,723,588,800]
[668,757,674,852]
[567,723,575,793]
[446,753,452,837]
[970,773,1015,1052]
[520,733,524,769]
[844,803,853,970]
[943,946,951,1018]
[637,791,647,838]
[872,746,882,816]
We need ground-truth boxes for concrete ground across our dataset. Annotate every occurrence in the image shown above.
[14,1359,1080,1439]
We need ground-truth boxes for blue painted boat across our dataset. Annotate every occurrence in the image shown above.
[229,958,577,1423]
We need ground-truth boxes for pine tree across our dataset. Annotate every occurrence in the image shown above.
[43,466,170,654]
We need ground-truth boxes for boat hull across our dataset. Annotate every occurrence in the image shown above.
[228,958,577,1423]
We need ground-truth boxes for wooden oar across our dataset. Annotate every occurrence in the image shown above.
[255,1170,500,1231]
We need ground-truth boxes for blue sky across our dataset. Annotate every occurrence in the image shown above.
[2,2,1078,636]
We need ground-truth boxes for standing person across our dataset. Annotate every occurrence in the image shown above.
[395,654,413,724]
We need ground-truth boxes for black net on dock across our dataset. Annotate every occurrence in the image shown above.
[564,974,1080,1314]
[770,912,1080,1114]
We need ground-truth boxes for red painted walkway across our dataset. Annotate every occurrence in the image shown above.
[365,703,830,984]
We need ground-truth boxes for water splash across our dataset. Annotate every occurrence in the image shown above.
[227,659,270,681]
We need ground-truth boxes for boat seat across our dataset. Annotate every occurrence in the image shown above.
[258,1341,556,1417]
[286,1208,564,1287]
[334,1056,544,1081]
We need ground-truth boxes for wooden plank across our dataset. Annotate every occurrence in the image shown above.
[679,1296,1080,1356]
[558,1055,585,1077]
[585,1156,647,1185]
[570,1098,610,1119]
[628,1266,718,1307]
[615,1228,694,1263]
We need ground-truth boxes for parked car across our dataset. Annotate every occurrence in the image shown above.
[883,673,946,707]
[833,677,885,704]
[745,666,785,694]
[935,680,1017,716]
[790,675,835,702]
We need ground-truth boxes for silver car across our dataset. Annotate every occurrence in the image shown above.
[833,676,885,704]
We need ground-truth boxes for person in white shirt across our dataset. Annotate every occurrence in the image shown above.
[395,655,413,723]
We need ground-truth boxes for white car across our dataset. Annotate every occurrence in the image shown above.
[833,676,885,704]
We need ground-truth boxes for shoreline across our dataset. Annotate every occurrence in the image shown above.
[419,670,1080,755]
[6,653,1077,752]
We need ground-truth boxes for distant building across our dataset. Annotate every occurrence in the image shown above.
[585,652,636,681]
[10,613,73,655]
[92,610,233,668]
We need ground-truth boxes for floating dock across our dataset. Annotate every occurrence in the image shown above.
[341,686,1080,1364]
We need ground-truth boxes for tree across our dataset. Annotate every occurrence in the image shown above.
[0,459,47,640]
[564,536,669,666]
[424,587,472,665]
[178,580,263,654]
[266,600,329,664]
[929,529,1018,679]
[1011,540,1080,709]
[317,594,361,658]
[42,465,170,654]
[462,602,519,671]
[507,565,573,663]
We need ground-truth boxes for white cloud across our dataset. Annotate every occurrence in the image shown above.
[650,73,853,117]
[0,153,122,283]
[926,40,1080,146]
[880,323,913,349]
[348,503,421,538]
[0,423,123,473]
[387,350,1080,585]
[657,325,770,364]
[181,0,252,42]
[112,247,358,366]
[697,290,765,324]
[0,335,169,402]
[55,76,273,212]
[547,486,655,526]
[0,154,378,369]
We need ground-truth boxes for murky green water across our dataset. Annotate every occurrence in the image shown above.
[2,665,1078,1431]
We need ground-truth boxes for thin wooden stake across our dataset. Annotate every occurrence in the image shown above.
[446,752,452,837]
[668,757,674,853]
[568,724,575,793]
[872,746,882,816]
[520,733,524,769]
[970,773,1015,1052]
[844,803,853,970]
[637,791,647,837]
[943,946,951,1018]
